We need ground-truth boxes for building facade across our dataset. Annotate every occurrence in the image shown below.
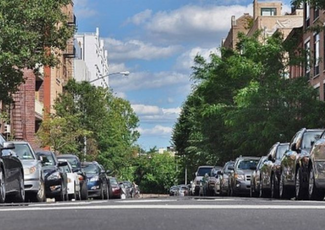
[74,28,109,87]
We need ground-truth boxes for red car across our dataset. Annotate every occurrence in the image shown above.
[108,177,122,199]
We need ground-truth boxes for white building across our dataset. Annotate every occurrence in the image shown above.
[74,27,109,87]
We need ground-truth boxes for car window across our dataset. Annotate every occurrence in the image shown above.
[197,167,213,176]
[302,131,322,150]
[237,159,259,170]
[82,164,99,174]
[276,144,289,159]
[60,164,72,173]
[40,155,56,166]
[14,144,35,160]
[109,178,118,185]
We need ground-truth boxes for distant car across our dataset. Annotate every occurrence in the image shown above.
[250,156,268,197]
[176,185,189,196]
[207,166,223,196]
[4,141,45,202]
[193,165,214,196]
[0,136,25,203]
[82,161,109,199]
[228,156,260,196]
[57,154,88,200]
[122,181,133,198]
[218,161,235,196]
[35,150,69,201]
[58,159,81,200]
[261,142,289,198]
[107,176,122,199]
[169,185,179,196]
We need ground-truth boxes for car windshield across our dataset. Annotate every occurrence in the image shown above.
[60,164,72,173]
[109,178,118,185]
[59,157,80,170]
[197,167,213,176]
[237,159,259,170]
[276,145,289,159]
[82,164,98,174]
[302,131,322,150]
[14,144,35,160]
[40,154,56,166]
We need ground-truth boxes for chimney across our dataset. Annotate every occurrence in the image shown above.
[231,16,236,26]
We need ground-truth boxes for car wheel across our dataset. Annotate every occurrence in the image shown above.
[279,174,292,199]
[34,179,46,202]
[308,167,325,201]
[295,168,308,200]
[271,174,278,199]
[99,185,105,199]
[0,169,6,203]
[80,182,88,200]
[15,172,25,203]
[104,184,109,200]
[56,183,66,201]
[259,182,263,198]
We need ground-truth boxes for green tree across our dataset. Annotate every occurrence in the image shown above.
[0,0,74,104]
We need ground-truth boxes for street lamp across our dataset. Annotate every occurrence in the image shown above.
[89,71,130,84]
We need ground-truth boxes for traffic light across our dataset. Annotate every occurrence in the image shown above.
[4,124,11,134]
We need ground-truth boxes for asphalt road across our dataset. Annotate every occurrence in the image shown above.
[1,196,325,230]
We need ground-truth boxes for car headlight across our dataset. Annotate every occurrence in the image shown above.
[90,176,99,182]
[24,166,36,175]
[47,171,61,180]
[235,174,245,180]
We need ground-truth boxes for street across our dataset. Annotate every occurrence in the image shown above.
[1,196,325,230]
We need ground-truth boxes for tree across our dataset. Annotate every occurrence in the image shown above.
[0,0,74,104]
[291,0,325,9]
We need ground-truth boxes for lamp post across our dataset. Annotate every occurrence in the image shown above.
[82,71,130,161]
[89,71,130,85]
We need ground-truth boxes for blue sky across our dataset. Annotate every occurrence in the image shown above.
[74,0,293,150]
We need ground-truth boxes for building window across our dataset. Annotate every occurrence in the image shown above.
[305,40,311,78]
[314,7,319,20]
[305,3,310,27]
[261,8,276,16]
[314,33,320,76]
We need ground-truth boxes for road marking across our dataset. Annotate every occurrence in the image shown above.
[2,204,325,211]
[116,199,176,203]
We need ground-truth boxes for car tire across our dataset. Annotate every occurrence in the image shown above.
[0,168,6,203]
[295,168,308,200]
[308,167,325,201]
[33,179,46,202]
[104,184,109,200]
[56,183,66,201]
[15,172,25,203]
[279,174,292,199]
[80,182,88,200]
[271,174,278,199]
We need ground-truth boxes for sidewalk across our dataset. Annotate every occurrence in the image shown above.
[139,194,169,198]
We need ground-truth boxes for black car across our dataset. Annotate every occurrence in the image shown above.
[81,161,109,199]
[35,150,68,201]
[0,135,25,203]
[57,154,88,200]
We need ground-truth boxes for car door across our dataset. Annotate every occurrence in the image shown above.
[1,150,22,192]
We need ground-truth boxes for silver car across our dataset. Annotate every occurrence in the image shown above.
[4,141,45,202]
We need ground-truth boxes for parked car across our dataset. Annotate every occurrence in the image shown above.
[81,161,109,199]
[57,154,88,200]
[250,156,268,197]
[35,150,69,201]
[261,142,289,198]
[122,181,133,198]
[169,185,179,196]
[218,161,234,196]
[0,136,25,203]
[228,156,260,196]
[280,128,324,200]
[58,159,81,200]
[4,141,45,202]
[207,166,223,196]
[107,176,122,199]
[192,165,214,196]
[307,131,325,200]
[176,184,189,196]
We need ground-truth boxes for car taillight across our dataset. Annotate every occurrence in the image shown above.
[78,175,84,181]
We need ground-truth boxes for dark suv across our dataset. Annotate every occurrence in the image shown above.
[228,156,260,196]
[81,161,109,199]
[57,154,88,200]
[280,128,324,200]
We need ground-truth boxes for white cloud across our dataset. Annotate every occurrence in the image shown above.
[137,125,173,136]
[73,0,97,18]
[110,71,190,92]
[126,9,152,25]
[174,47,220,71]
[131,104,181,123]
[105,38,182,62]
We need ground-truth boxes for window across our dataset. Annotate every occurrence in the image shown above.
[305,3,310,27]
[314,7,319,20]
[305,40,311,78]
[314,33,320,76]
[261,8,276,16]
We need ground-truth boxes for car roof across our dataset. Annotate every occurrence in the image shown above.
[57,154,79,159]
[35,150,54,156]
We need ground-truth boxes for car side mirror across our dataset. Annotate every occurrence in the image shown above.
[217,171,223,176]
[58,161,68,167]
[72,168,79,173]
[3,142,15,150]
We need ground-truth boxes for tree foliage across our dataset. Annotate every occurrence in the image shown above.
[172,31,325,181]
[0,0,74,104]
